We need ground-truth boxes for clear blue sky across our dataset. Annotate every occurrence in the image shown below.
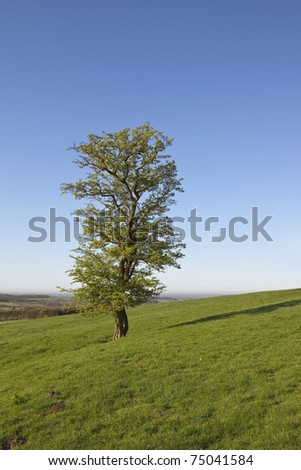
[1,0,300,294]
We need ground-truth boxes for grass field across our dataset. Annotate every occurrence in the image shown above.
[1,288,301,450]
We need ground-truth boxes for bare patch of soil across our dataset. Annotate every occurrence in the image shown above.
[48,402,65,413]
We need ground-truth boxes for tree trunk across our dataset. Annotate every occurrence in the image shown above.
[113,307,128,340]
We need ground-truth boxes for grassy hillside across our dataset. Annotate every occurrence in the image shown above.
[1,288,301,450]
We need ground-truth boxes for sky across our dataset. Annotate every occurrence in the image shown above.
[0,0,300,295]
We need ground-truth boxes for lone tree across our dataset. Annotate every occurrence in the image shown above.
[61,123,184,339]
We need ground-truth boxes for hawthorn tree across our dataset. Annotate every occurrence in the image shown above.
[61,123,184,339]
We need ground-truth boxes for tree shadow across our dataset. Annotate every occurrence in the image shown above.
[167,299,301,329]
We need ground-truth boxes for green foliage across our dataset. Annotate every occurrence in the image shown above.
[1,288,301,449]
[61,123,184,315]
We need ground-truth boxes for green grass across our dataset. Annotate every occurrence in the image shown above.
[1,288,301,449]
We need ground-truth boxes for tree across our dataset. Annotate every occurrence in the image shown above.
[61,123,185,339]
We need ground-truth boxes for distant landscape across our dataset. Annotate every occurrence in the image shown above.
[1,288,300,449]
[0,294,75,321]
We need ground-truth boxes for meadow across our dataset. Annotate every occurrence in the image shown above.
[1,288,301,449]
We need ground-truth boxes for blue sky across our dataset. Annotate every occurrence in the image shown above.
[0,0,300,294]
